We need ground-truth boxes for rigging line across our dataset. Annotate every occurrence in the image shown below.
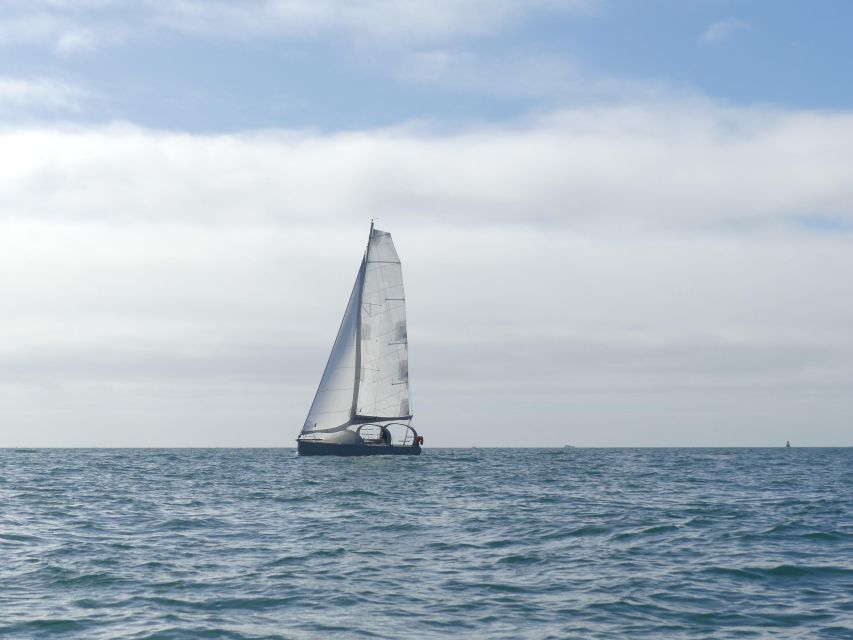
[350,229,370,420]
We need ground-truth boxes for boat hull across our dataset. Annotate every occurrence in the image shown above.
[297,441,421,456]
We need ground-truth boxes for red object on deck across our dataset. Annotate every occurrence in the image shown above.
[415,436,424,446]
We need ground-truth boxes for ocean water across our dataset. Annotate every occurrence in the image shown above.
[1,448,851,639]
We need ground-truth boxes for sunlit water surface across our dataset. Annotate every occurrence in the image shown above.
[1,448,851,639]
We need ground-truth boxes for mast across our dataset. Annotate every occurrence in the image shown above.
[350,220,373,420]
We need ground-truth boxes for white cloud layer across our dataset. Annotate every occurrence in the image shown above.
[4,102,852,227]
[1,100,852,446]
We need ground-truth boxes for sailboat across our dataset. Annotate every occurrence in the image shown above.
[297,222,423,456]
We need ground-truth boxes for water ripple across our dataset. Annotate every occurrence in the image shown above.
[0,447,850,639]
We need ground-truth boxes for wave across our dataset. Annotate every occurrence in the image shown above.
[0,447,850,639]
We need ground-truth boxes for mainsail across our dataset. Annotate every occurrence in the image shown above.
[303,224,412,433]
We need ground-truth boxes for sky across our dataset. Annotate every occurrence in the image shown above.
[1,0,852,447]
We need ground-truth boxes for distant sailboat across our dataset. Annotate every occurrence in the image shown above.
[296,222,422,456]
[786,441,791,448]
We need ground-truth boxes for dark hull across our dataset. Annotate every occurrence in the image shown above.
[297,441,421,456]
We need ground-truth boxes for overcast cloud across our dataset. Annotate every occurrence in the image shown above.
[2,98,852,446]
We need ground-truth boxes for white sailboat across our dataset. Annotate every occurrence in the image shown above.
[297,222,423,456]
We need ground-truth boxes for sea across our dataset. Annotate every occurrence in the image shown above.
[1,448,850,639]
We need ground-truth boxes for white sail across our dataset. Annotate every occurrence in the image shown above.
[353,228,411,423]
[302,224,412,435]
[302,262,365,433]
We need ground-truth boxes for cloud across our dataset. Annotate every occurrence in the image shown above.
[700,18,748,45]
[397,49,587,98]
[157,0,595,40]
[0,77,88,112]
[393,48,682,102]
[1,100,852,446]
[54,29,97,57]
[0,7,127,57]
[3,102,852,227]
[0,0,596,53]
